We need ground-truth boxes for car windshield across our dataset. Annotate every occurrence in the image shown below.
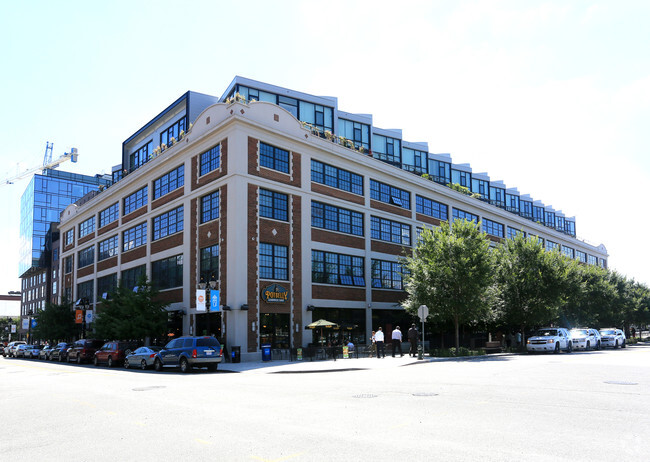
[600,330,615,335]
[571,329,589,336]
[534,329,557,336]
[197,338,220,347]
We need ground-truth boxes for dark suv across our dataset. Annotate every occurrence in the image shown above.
[154,336,223,373]
[67,339,105,364]
[50,342,71,362]
[93,341,140,367]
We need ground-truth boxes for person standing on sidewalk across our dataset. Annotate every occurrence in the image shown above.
[391,326,403,357]
[408,323,419,357]
[369,330,377,357]
[375,327,385,358]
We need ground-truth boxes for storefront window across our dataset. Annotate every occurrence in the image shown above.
[260,313,290,349]
[311,308,366,345]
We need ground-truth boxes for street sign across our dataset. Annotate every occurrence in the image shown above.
[85,311,94,323]
[418,305,429,321]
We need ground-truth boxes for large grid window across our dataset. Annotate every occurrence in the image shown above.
[482,218,505,238]
[79,217,95,238]
[64,229,74,246]
[576,250,587,263]
[201,190,220,223]
[160,117,186,146]
[123,222,147,252]
[507,227,525,240]
[311,160,363,196]
[99,203,119,228]
[64,256,72,274]
[199,145,221,176]
[587,255,597,265]
[312,250,365,286]
[260,189,288,221]
[372,134,401,165]
[371,259,406,290]
[259,243,288,281]
[153,206,184,241]
[200,244,219,284]
[562,246,575,259]
[77,280,94,304]
[311,201,363,236]
[121,265,146,290]
[452,208,478,223]
[153,165,184,200]
[546,241,559,252]
[338,119,370,151]
[370,180,410,210]
[129,141,152,172]
[152,255,183,290]
[98,235,118,261]
[97,273,117,299]
[260,142,289,174]
[78,245,94,268]
[370,216,411,246]
[123,186,148,215]
[416,195,448,221]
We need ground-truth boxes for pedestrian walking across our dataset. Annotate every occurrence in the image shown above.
[391,326,403,357]
[375,327,385,358]
[369,331,377,357]
[408,323,419,357]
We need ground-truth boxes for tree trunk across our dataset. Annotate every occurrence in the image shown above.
[454,315,460,350]
[520,324,526,351]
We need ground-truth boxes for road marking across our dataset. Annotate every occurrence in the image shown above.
[134,421,146,427]
[251,452,306,462]
[73,399,96,408]
[106,411,117,416]
[195,439,213,445]
[389,423,409,429]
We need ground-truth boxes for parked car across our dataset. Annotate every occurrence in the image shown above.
[124,346,162,370]
[526,328,572,353]
[50,342,71,362]
[25,344,42,359]
[599,328,626,349]
[570,328,601,350]
[38,345,54,360]
[93,341,140,367]
[14,344,30,358]
[153,336,223,373]
[3,341,26,357]
[67,339,105,364]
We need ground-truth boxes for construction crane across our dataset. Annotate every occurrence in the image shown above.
[1,142,79,187]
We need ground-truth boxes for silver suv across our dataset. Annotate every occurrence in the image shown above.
[527,328,572,353]
[570,328,601,350]
[3,341,26,357]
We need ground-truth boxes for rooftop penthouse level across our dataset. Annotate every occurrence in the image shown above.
[121,77,576,238]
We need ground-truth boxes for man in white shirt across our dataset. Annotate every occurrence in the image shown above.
[391,326,403,357]
[375,327,385,358]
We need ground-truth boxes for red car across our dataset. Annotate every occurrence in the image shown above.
[93,341,139,367]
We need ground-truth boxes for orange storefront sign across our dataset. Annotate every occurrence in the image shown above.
[75,310,84,324]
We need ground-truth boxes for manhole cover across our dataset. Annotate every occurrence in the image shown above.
[132,386,166,392]
[353,394,378,399]
[604,381,637,386]
[412,392,438,397]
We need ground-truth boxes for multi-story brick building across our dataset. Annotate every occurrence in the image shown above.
[57,77,608,361]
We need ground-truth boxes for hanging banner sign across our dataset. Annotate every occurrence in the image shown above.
[22,318,29,330]
[210,290,220,312]
[260,283,289,304]
[196,289,206,312]
[75,310,84,324]
[85,311,94,323]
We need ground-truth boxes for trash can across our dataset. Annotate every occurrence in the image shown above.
[231,346,241,364]
[261,344,272,362]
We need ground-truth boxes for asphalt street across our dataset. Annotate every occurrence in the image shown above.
[1,345,648,462]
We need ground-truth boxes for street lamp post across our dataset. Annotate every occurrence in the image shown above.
[27,309,33,344]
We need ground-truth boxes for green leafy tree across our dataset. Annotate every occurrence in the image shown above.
[561,263,614,328]
[32,300,76,344]
[94,275,169,341]
[402,219,495,349]
[493,234,570,346]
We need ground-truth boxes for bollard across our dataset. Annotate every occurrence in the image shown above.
[417,344,423,360]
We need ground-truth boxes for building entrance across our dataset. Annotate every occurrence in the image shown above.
[260,313,290,349]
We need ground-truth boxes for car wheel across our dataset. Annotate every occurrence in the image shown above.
[554,343,560,354]
[59,354,64,362]
[179,357,191,373]
[140,359,147,370]
[124,358,130,369]
[614,340,619,349]
[596,341,601,351]
[154,358,163,372]
[622,340,626,349]
[586,341,591,351]
[207,363,218,372]
[107,357,113,368]
[93,356,99,366]
[566,342,572,353]
[76,355,82,364]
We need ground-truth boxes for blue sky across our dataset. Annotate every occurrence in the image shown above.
[1,0,649,298]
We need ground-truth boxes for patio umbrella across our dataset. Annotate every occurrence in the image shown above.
[307,319,339,345]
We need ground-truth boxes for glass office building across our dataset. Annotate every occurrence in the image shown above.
[19,169,111,277]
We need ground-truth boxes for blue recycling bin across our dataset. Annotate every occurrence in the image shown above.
[261,344,272,362]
